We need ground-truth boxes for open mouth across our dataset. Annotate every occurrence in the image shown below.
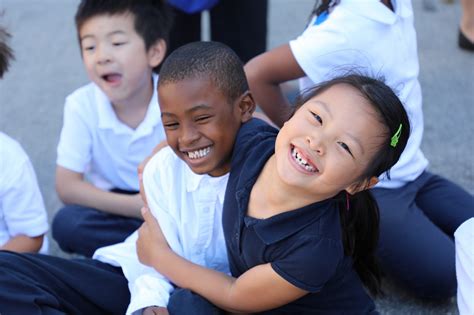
[101,73,122,84]
[291,145,319,173]
[183,146,212,160]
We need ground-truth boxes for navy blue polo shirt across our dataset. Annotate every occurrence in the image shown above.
[223,118,377,314]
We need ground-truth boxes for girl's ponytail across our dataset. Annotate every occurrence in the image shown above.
[338,190,382,297]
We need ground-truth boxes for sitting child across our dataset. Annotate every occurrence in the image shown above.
[137,74,411,313]
[244,0,473,298]
[52,0,172,257]
[0,41,254,314]
[0,24,48,253]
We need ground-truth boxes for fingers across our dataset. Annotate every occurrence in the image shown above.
[153,140,168,153]
[141,206,151,219]
[138,154,150,206]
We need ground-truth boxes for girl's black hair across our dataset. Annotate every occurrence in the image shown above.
[294,74,411,297]
[75,0,173,73]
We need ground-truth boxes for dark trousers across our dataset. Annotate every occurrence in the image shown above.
[169,0,268,63]
[168,288,224,315]
[0,251,129,315]
[373,171,474,299]
[52,192,143,257]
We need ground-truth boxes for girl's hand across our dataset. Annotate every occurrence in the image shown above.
[137,206,170,267]
[143,306,169,315]
[137,140,168,207]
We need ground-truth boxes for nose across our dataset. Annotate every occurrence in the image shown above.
[306,134,325,155]
[96,44,112,65]
[179,122,200,146]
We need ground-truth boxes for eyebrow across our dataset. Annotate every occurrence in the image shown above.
[161,104,213,118]
[80,30,127,42]
[313,100,365,155]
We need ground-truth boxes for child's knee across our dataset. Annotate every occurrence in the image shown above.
[51,205,84,250]
[407,259,457,299]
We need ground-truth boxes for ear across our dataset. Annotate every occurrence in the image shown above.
[147,39,167,68]
[236,91,256,123]
[345,177,379,195]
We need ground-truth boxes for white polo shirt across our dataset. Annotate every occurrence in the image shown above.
[93,146,229,314]
[0,132,49,253]
[56,74,165,191]
[289,0,428,188]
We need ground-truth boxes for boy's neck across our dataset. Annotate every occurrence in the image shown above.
[111,76,154,130]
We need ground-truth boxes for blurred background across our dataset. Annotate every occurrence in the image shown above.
[0,0,472,313]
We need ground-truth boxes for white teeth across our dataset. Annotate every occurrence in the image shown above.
[187,146,211,159]
[291,147,316,172]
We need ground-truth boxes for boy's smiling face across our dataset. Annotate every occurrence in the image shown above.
[158,78,254,177]
[79,13,164,107]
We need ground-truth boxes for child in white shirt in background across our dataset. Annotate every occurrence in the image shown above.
[0,24,48,254]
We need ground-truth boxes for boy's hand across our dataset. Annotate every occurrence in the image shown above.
[137,207,170,267]
[138,140,168,206]
[143,306,169,315]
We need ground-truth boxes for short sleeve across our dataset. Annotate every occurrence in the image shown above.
[271,236,343,292]
[1,148,48,239]
[289,19,356,86]
[56,96,93,173]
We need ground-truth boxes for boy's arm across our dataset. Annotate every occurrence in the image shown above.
[137,208,307,313]
[0,234,43,253]
[56,166,143,219]
[126,148,184,314]
[244,44,305,128]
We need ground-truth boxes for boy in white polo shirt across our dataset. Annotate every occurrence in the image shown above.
[0,41,255,315]
[0,26,48,253]
[52,0,172,257]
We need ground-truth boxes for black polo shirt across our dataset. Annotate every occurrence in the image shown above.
[223,118,377,314]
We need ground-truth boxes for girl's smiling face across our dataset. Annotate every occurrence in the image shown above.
[275,83,387,199]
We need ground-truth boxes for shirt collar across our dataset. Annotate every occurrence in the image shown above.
[184,165,229,204]
[96,74,161,136]
[339,0,412,25]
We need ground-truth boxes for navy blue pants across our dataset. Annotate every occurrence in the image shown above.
[373,171,474,299]
[52,204,143,258]
[168,288,224,315]
[0,251,129,315]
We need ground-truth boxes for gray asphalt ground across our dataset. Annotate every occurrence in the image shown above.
[0,0,472,314]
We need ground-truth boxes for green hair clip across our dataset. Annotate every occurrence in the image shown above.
[390,124,403,148]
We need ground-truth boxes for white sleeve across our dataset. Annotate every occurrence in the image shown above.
[126,150,185,313]
[122,233,175,314]
[143,151,185,256]
[289,22,356,85]
[56,96,92,173]
[455,218,474,315]
[1,156,48,238]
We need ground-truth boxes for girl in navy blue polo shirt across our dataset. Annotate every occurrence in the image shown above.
[137,74,411,313]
